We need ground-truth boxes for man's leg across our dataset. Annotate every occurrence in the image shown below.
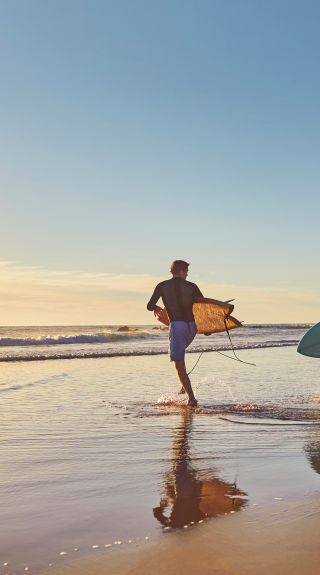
[176,322,198,397]
[174,359,197,407]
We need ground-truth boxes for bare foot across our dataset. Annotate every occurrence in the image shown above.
[187,398,198,407]
[178,387,186,395]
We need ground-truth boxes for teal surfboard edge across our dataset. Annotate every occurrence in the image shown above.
[297,322,320,358]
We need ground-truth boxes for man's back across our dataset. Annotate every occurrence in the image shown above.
[147,277,203,322]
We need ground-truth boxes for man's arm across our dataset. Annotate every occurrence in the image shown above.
[147,283,162,311]
[147,284,164,320]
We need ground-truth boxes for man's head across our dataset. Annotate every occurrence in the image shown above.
[170,260,189,280]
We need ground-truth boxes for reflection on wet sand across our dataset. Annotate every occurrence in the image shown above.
[304,428,320,474]
[153,410,248,528]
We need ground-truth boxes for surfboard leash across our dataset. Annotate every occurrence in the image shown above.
[222,317,256,367]
[187,318,256,375]
[187,351,205,376]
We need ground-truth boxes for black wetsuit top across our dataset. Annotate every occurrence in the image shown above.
[147,278,203,322]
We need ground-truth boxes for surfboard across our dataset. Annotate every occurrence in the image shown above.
[157,297,242,334]
[297,322,320,358]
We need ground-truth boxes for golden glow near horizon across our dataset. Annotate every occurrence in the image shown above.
[0,261,319,325]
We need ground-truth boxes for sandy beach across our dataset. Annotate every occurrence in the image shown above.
[1,345,320,574]
[38,496,320,575]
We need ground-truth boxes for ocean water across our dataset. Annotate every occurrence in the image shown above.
[0,323,311,362]
[0,326,320,574]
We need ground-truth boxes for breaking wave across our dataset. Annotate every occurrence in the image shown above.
[0,331,155,347]
[0,324,306,363]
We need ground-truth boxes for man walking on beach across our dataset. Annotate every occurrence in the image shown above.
[147,260,203,407]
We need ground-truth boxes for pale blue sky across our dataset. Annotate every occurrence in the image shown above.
[0,1,319,322]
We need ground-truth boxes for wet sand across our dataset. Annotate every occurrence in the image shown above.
[39,496,320,575]
[1,348,320,574]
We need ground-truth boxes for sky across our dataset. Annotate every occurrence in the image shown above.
[0,0,319,324]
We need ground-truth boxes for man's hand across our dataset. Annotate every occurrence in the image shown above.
[153,305,163,319]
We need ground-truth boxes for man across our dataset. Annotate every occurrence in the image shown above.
[147,260,203,407]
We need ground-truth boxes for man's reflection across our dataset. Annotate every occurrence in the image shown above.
[153,410,248,528]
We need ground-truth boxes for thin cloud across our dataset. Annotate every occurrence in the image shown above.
[0,261,318,325]
[0,261,162,292]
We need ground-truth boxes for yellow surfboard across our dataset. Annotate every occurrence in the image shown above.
[157,297,242,334]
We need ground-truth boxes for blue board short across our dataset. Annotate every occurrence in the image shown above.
[169,321,197,362]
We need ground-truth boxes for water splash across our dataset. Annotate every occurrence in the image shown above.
[195,375,239,404]
[157,393,188,406]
